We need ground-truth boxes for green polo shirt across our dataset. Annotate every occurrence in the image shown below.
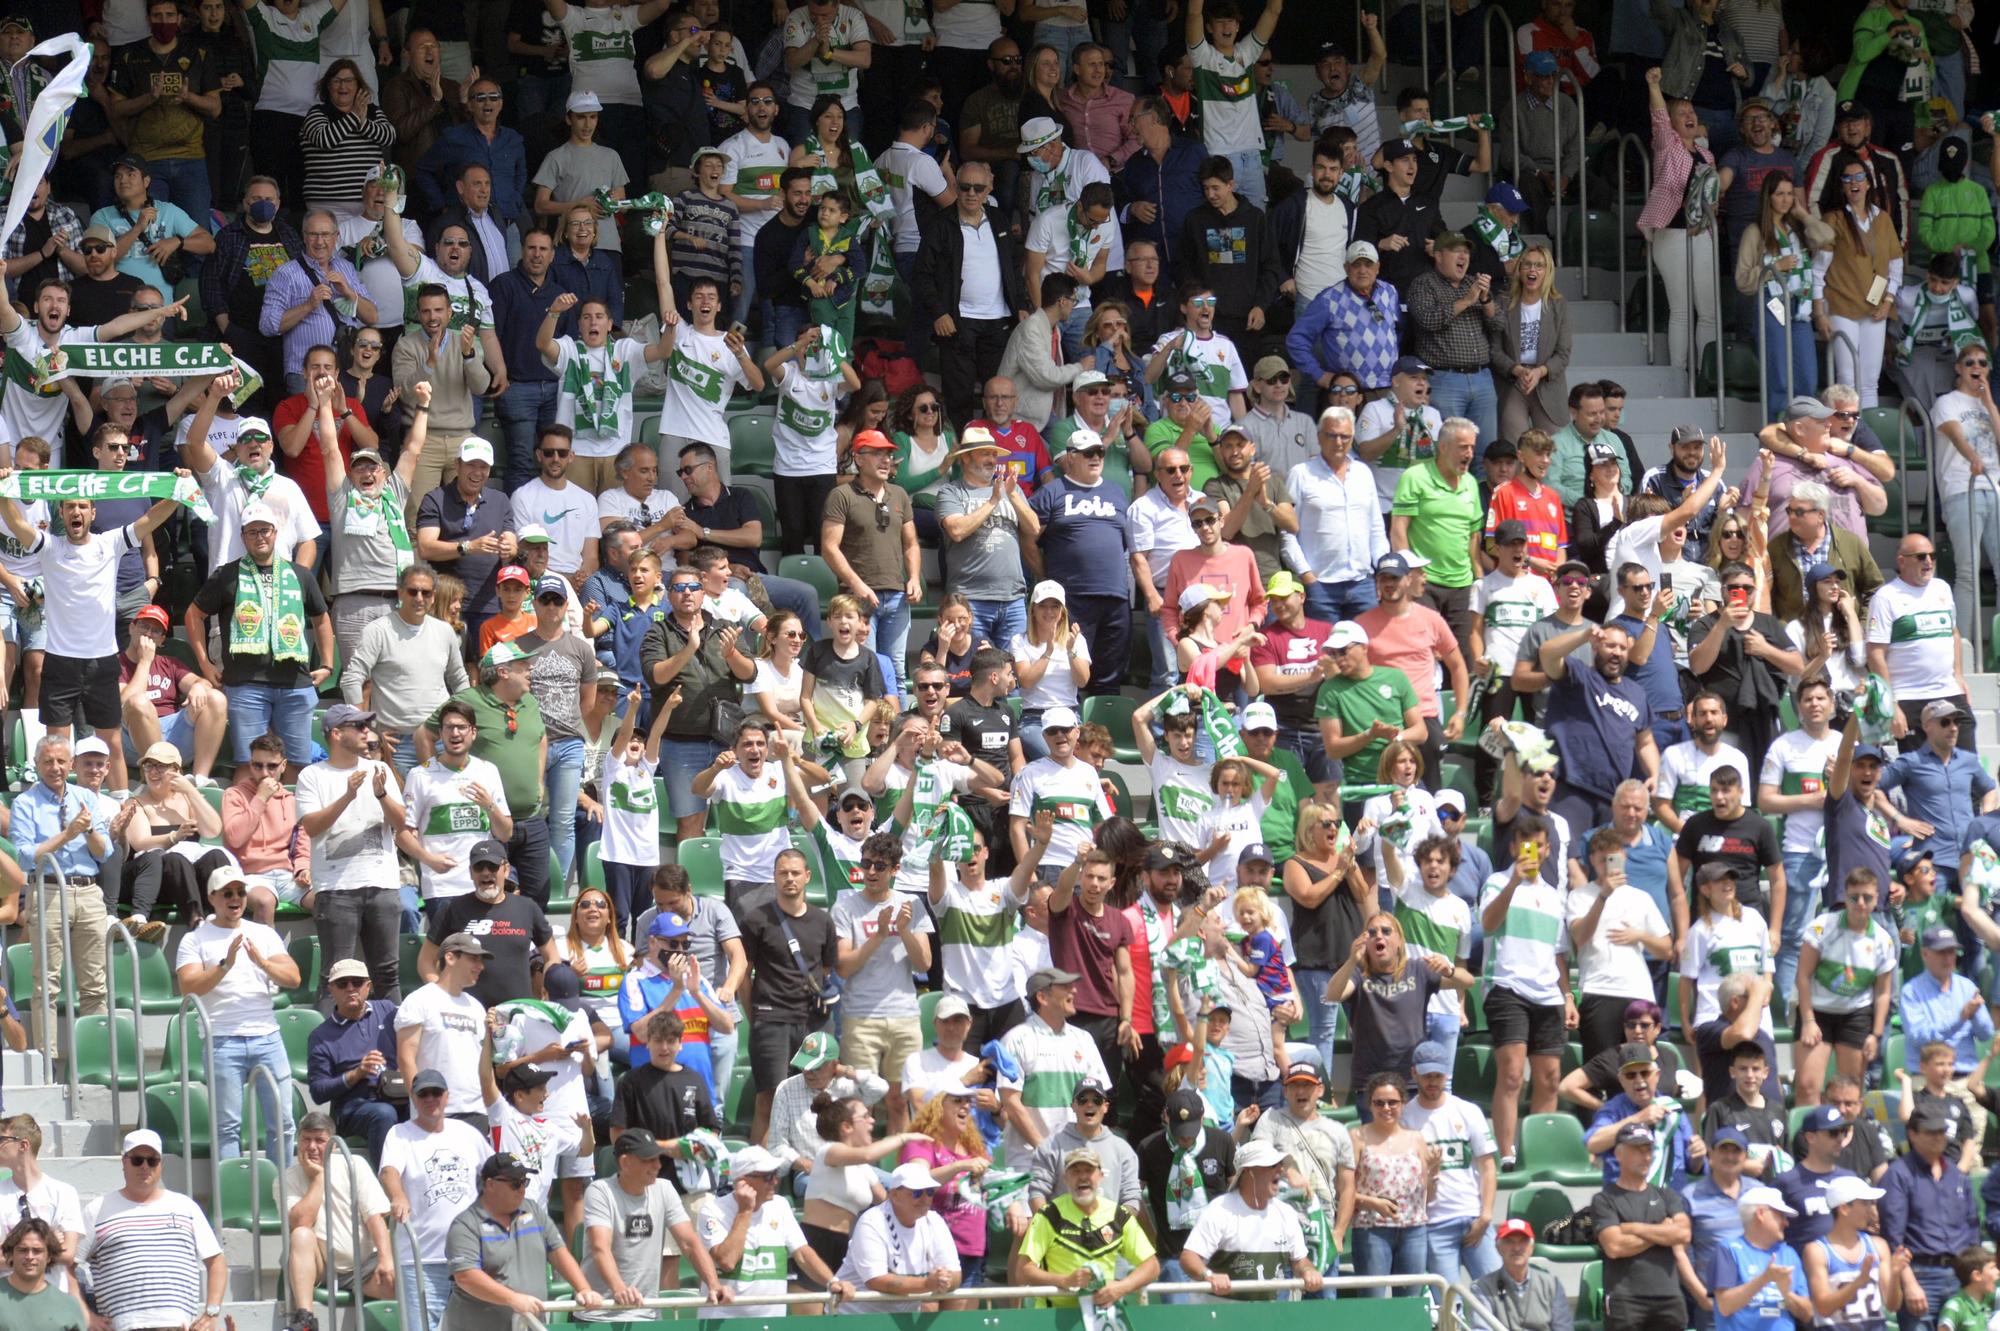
[430,686,547,817]
[1390,460,1482,589]
[1315,667,1419,782]
[1257,745,1316,862]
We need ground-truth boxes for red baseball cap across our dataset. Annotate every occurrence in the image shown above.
[1495,1219,1535,1241]
[497,565,530,585]
[851,429,896,453]
[134,605,171,632]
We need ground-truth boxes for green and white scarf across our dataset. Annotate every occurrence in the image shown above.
[804,324,849,379]
[862,226,899,316]
[1856,673,1898,744]
[346,485,413,571]
[803,137,894,226]
[1197,687,1244,758]
[1402,115,1493,136]
[0,467,213,521]
[1066,205,1109,274]
[592,188,674,234]
[1280,1183,1337,1269]
[229,559,310,665]
[1896,283,1983,364]
[1031,149,1073,216]
[1763,230,1813,320]
[237,463,276,499]
[1336,167,1381,204]
[1165,1139,1209,1230]
[1641,1098,1685,1187]
[1472,205,1522,262]
[1684,162,1721,235]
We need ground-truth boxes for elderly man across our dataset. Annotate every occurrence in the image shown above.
[1881,701,1996,896]
[1494,53,1584,229]
[1284,405,1387,622]
[285,1109,396,1322]
[259,210,377,393]
[1473,1218,1573,1331]
[834,1162,963,1312]
[1745,397,1892,542]
[78,1129,228,1331]
[1018,1144,1161,1301]
[1391,414,1484,653]
[1584,1042,1701,1189]
[1704,1185,1814,1331]
[10,734,113,1053]
[583,1131,729,1315]
[1290,239,1404,406]
[1128,445,1199,688]
[1251,1062,1356,1275]
[381,1065,492,1331]
[306,957,400,1162]
[1406,234,1500,449]
[936,432,1037,652]
[415,439,516,651]
[1179,1137,1326,1299]
[1769,480,1885,621]
[1869,533,1973,753]
[1115,99,1204,276]
[1901,928,1993,1076]
[444,1152,604,1325]
[418,78,527,230]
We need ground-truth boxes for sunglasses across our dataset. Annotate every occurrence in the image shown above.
[748,96,777,105]
[540,448,572,458]
[332,976,369,988]
[1365,926,1395,938]
[404,587,435,597]
[669,581,702,592]
[1906,551,1937,562]
[1831,410,1860,421]
[471,91,501,102]
[1190,296,1218,308]
[126,1154,162,1166]
[1073,1094,1108,1107]
[1965,359,1992,368]
[1558,575,1591,587]
[916,402,940,414]
[1191,515,1219,527]
[916,680,948,690]
[1157,463,1191,474]
[1264,371,1291,384]
[81,243,111,255]
[962,182,991,194]
[1625,582,1655,593]
[859,858,894,872]
[213,889,248,901]
[1166,391,1197,404]
[1329,384,1362,394]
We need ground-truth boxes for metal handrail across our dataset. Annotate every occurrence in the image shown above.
[522,1272,1468,1327]
[1827,328,1859,408]
[1573,82,1589,297]
[1895,396,1930,539]
[1452,1278,1516,1331]
[320,1136,368,1324]
[1443,0,1455,117]
[174,993,223,1233]
[30,859,82,1109]
[1617,133,1655,364]
[241,1061,294,1304]
[1484,6,1520,200]
[393,1215,436,1331]
[1711,209,1726,426]
[102,917,145,1133]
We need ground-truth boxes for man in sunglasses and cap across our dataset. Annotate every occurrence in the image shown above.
[442,1151,605,1327]
[381,1067,494,1331]
[836,1161,963,1312]
[306,957,401,1163]
[1179,1136,1325,1299]
[1018,1143,1161,1305]
[79,1128,228,1331]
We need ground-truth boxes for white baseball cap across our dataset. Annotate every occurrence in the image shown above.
[1240,701,1279,731]
[1738,1185,1797,1218]
[122,1128,164,1156]
[459,438,496,465]
[1824,1177,1885,1208]
[567,90,604,114]
[888,1161,940,1192]
[1042,705,1080,730]
[240,501,281,530]
[1031,580,1066,606]
[73,736,111,758]
[1235,1139,1286,1170]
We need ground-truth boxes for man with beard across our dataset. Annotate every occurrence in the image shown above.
[1536,619,1662,836]
[1017,1145,1160,1302]
[1653,692,1753,834]
[4,176,83,319]
[1179,1137,1325,1298]
[719,81,791,330]
[0,275,188,463]
[919,162,1032,428]
[79,415,167,623]
[1689,562,1808,784]
[692,720,793,911]
[752,168,816,352]
[510,424,597,581]
[421,839,554,1008]
[400,697,514,914]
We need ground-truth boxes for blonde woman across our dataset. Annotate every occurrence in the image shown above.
[1735,171,1832,417]
[1490,244,1571,440]
[1285,799,1370,1080]
[899,1088,990,1308]
[1326,911,1474,1094]
[1638,68,1721,372]
[1010,581,1088,761]
[746,609,810,749]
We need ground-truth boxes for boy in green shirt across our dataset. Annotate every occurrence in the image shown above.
[1936,1245,1998,1331]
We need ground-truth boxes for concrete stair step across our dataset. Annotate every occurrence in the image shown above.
[4,1081,113,1130]
[1555,332,1656,366]
[1565,301,1624,333]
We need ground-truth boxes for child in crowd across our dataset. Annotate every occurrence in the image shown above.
[799,189,861,347]
[1896,1040,1986,1173]
[802,593,886,786]
[595,685,676,932]
[1231,886,1297,1061]
[1192,754,1281,888]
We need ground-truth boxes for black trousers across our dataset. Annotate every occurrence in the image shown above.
[1068,594,1132,697]
[314,884,405,1004]
[775,474,837,558]
[1072,1011,1126,1094]
[122,845,228,923]
[507,814,552,909]
[1579,992,1634,1064]
[939,316,1014,426]
[967,998,1026,1051]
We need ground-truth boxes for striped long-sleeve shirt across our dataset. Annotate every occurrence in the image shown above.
[300,103,399,211]
[669,188,744,298]
[80,1189,223,1331]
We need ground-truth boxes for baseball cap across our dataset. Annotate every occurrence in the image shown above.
[322,702,376,731]
[240,500,281,530]
[1739,1185,1796,1216]
[1031,580,1066,606]
[326,958,370,984]
[649,912,692,940]
[1060,427,1106,456]
[0,15,35,34]
[888,1161,941,1192]
[1909,1106,1955,1134]
[1391,354,1431,377]
[1709,1126,1750,1151]
[1380,137,1418,162]
[1411,1042,1451,1076]
[1062,1146,1104,1172]
[1317,40,1350,60]
[1486,180,1529,214]
[1240,700,1279,731]
[500,1064,557,1095]
[1835,99,1871,124]
[1614,1123,1657,1148]
[1026,966,1082,995]
[1018,116,1065,152]
[1786,396,1835,421]
[1177,583,1227,614]
[111,153,148,176]
[1618,1042,1656,1070]
[142,741,183,772]
[1166,1088,1206,1136]
[1492,519,1529,545]
[1585,440,1621,466]
[851,428,896,453]
[1344,240,1380,265]
[1283,1061,1323,1085]
[469,838,508,867]
[1327,621,1369,651]
[80,222,115,246]
[1495,1218,1535,1241]
[541,962,586,1011]
[791,1030,839,1071]
[441,931,491,958]
[1375,552,1412,578]
[1163,369,1199,392]
[1924,926,1963,951]
[481,1153,532,1184]
[410,1068,450,1095]
[1040,705,1080,731]
[1805,563,1848,589]
[349,447,384,466]
[73,736,110,758]
[482,641,530,669]
[1825,1176,1885,1207]
[933,994,971,1022]
[536,574,570,600]
[567,91,604,114]
[1238,842,1275,868]
[133,604,172,633]
[614,1129,664,1159]
[458,438,495,465]
[1144,844,1190,871]
[1852,742,1888,763]
[123,1129,165,1157]
[1072,1076,1112,1103]
[692,146,728,166]
[1485,438,1519,461]
[1522,50,1559,76]
[1435,789,1467,816]
[1894,844,1935,876]
[731,1145,784,1176]
[1253,354,1292,382]
[1235,1139,1286,1170]
[497,564,530,586]
[835,787,874,810]
[1803,1105,1849,1133]
[204,865,251,904]
[1266,570,1306,598]
[1072,369,1110,392]
[517,524,552,545]
[1923,699,1971,724]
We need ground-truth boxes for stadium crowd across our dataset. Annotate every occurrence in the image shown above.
[3,1,2000,1331]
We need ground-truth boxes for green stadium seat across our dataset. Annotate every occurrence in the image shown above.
[1452,1042,1495,1104]
[147,1082,213,1157]
[1516,1112,1602,1187]
[401,933,426,991]
[218,1156,284,1234]
[362,1302,400,1331]
[109,940,181,1014]
[750,488,781,551]
[1079,694,1142,763]
[1579,1260,1606,1327]
[678,836,726,897]
[276,1007,325,1083]
[729,412,777,476]
[150,1010,212,1088]
[583,841,606,891]
[919,989,945,1046]
[75,1011,143,1091]
[778,553,840,606]
[279,934,321,1009]
[1506,1184,1598,1261]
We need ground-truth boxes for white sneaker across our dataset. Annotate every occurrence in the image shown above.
[193,775,219,789]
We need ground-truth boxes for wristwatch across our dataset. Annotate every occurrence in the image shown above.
[702,526,711,538]
[205,1304,224,1319]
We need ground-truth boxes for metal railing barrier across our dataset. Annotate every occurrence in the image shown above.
[173,993,223,1233]
[102,917,145,1133]
[319,1136,368,1327]
[1485,6,1520,200]
[1617,134,1655,365]
[241,1061,295,1304]
[29,859,83,1108]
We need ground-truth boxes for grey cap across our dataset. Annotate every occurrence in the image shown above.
[410,1068,449,1095]
[1026,966,1082,995]
[441,931,491,958]
[1785,396,1835,421]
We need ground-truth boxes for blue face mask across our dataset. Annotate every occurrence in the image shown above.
[247,199,278,224]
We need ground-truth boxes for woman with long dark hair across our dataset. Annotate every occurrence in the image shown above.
[1812,148,1902,407]
[891,383,955,546]
[1735,170,1833,418]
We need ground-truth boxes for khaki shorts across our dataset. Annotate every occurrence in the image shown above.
[841,1016,922,1082]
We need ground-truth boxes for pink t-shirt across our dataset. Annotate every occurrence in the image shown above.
[1352,603,1457,718]
[899,1139,988,1255]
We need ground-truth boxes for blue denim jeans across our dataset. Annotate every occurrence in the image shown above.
[1942,486,2000,640]
[1762,310,1817,422]
[213,1029,293,1162]
[1304,577,1378,623]
[1903,1258,1960,1331]
[1221,148,1267,210]
[146,157,212,273]
[968,598,1027,654]
[1144,595,1180,690]
[1426,368,1498,458]
[1775,850,1824,1004]
[1351,1223,1428,1293]
[225,683,318,764]
[1294,967,1341,1081]
[546,736,586,888]
[497,378,560,494]
[663,737,724,819]
[397,1251,453,1331]
[1033,23,1094,77]
[868,589,912,692]
[1423,1215,1501,1284]
[769,303,808,355]
[1425,1011,1461,1092]
[1103,0,1172,85]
